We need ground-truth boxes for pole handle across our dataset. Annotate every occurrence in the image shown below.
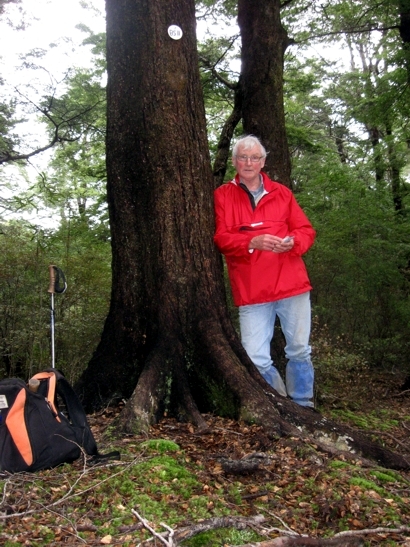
[48,265,67,294]
[48,265,56,294]
[28,379,40,393]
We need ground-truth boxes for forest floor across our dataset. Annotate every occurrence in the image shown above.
[0,366,409,547]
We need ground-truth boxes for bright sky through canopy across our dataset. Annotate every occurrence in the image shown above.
[0,0,105,226]
[0,0,105,86]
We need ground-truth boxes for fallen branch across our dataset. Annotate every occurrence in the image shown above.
[231,525,410,546]
[219,457,263,474]
[132,508,174,546]
[334,525,410,537]
[229,537,364,546]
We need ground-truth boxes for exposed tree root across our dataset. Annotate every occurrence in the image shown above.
[104,316,410,471]
[199,321,410,470]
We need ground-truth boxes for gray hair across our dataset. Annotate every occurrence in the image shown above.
[232,135,267,158]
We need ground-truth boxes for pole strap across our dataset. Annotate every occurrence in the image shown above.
[48,265,67,295]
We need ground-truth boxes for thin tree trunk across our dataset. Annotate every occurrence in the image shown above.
[386,125,404,212]
[398,0,410,80]
[212,81,243,187]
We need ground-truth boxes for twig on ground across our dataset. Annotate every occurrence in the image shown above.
[368,429,410,450]
[230,524,410,546]
[132,508,174,546]
[0,456,139,520]
[229,537,364,546]
[334,524,410,537]
[262,509,300,535]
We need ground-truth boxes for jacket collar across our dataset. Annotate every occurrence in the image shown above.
[231,172,277,193]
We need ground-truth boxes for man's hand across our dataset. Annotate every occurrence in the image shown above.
[249,234,294,253]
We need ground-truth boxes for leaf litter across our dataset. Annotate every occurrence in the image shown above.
[0,370,409,546]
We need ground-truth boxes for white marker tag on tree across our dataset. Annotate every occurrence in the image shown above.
[168,25,183,40]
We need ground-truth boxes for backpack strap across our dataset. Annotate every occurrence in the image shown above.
[54,372,99,456]
[54,374,120,462]
[31,371,60,421]
[30,369,120,462]
[53,372,120,462]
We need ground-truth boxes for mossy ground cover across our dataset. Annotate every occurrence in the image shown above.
[0,369,409,546]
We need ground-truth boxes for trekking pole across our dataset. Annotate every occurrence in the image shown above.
[48,265,67,368]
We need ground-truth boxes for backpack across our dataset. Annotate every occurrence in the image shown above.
[0,369,119,473]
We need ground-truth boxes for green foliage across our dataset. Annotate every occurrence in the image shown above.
[303,164,410,367]
[0,222,50,378]
[0,218,111,382]
[349,477,386,496]
[370,470,400,483]
[329,461,351,469]
[329,409,399,430]
[39,67,105,141]
[284,45,410,369]
[197,32,240,163]
[0,23,109,383]
[140,439,181,453]
[196,0,238,22]
[0,98,21,161]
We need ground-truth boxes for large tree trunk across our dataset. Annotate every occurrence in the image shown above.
[75,0,249,431]
[75,0,409,471]
[238,0,292,186]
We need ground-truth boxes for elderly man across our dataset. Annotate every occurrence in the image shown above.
[213,135,316,407]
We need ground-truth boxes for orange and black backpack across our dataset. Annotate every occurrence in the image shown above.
[0,369,117,473]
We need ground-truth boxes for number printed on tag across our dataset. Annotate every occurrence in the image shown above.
[168,25,183,40]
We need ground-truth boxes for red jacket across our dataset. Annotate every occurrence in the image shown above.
[214,173,315,306]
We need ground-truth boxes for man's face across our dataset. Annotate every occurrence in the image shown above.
[232,145,266,184]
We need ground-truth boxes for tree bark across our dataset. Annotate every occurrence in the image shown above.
[75,0,250,433]
[386,124,404,212]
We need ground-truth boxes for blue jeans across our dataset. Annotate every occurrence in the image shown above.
[239,292,314,407]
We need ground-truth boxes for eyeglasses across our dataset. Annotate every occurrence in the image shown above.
[235,155,264,163]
